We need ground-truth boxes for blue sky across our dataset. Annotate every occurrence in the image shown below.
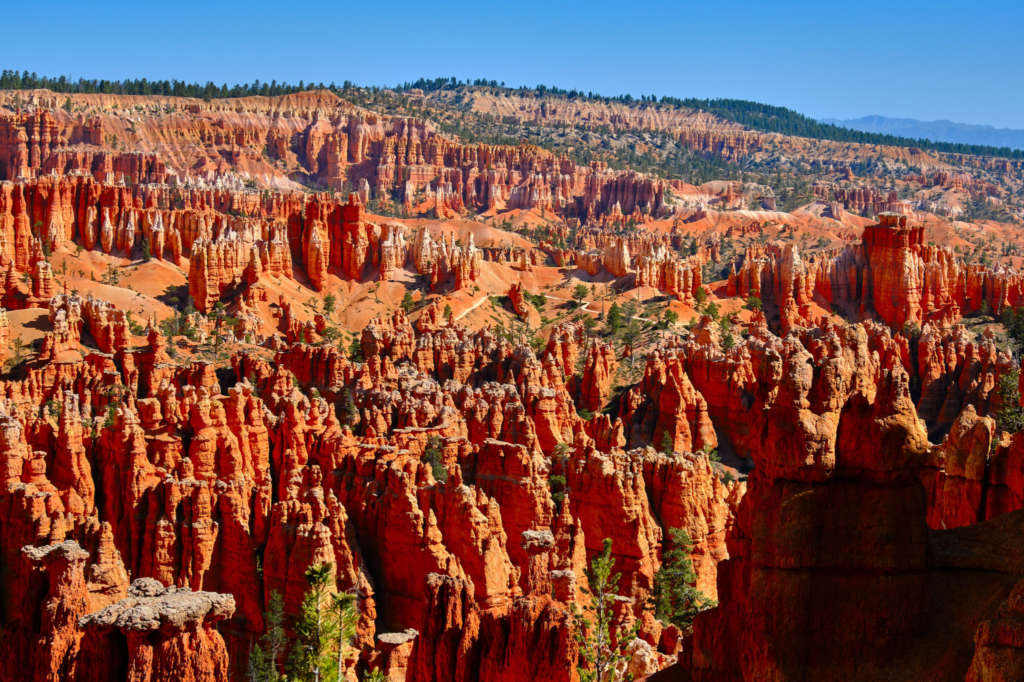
[3,1,1023,127]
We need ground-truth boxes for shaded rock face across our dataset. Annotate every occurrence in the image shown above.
[682,322,932,679]
[14,537,128,682]
[21,541,93,682]
[680,320,1024,681]
[967,578,1024,682]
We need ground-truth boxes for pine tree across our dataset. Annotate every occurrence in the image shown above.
[4,338,26,373]
[994,371,1024,434]
[340,388,358,429]
[651,528,716,633]
[571,538,640,682]
[980,298,992,318]
[287,564,339,682]
[572,284,589,307]
[348,336,364,362]
[660,430,674,455]
[423,435,447,483]
[693,287,707,308]
[331,591,359,682]
[401,291,415,313]
[605,302,624,335]
[549,474,567,512]
[660,309,678,329]
[248,591,286,682]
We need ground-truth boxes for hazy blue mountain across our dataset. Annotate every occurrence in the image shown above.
[822,115,1024,151]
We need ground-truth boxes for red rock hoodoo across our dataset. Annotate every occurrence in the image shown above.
[2,85,1023,682]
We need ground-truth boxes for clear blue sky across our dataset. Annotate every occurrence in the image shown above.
[4,0,1023,127]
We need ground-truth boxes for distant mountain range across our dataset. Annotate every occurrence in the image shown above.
[822,115,1024,151]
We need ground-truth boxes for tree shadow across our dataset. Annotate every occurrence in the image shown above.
[157,284,190,310]
[22,313,52,333]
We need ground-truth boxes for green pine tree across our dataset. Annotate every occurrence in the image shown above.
[423,435,448,483]
[573,283,589,307]
[694,287,707,308]
[348,336,364,362]
[994,371,1024,434]
[287,564,339,682]
[248,590,286,682]
[331,591,359,682]
[660,430,675,455]
[571,538,640,682]
[661,309,679,329]
[651,528,716,633]
[605,302,624,335]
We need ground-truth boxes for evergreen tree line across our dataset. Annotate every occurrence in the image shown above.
[0,69,355,100]
[4,69,1021,160]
